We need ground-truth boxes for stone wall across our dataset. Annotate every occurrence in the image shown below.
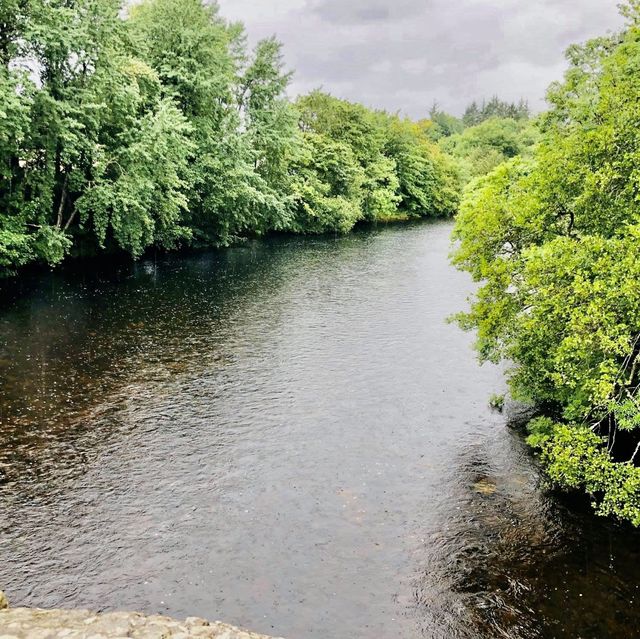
[0,592,283,639]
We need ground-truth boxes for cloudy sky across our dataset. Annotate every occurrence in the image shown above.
[217,0,624,118]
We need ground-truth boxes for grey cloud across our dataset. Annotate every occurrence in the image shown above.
[217,0,624,117]
[309,0,427,24]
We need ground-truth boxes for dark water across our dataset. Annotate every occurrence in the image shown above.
[1,221,639,639]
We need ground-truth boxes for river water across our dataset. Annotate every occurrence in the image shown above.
[0,221,639,638]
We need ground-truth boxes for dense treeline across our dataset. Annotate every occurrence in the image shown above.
[0,0,460,276]
[453,2,640,524]
[427,99,538,185]
[440,116,538,185]
[462,96,530,128]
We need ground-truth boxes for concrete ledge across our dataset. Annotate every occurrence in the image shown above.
[0,605,283,639]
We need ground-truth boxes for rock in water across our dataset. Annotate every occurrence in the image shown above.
[473,478,497,495]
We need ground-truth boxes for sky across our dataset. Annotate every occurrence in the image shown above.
[216,0,625,118]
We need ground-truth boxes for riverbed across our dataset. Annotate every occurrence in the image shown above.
[1,221,639,638]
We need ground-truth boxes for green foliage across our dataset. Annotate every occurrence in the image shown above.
[76,99,195,256]
[453,3,640,525]
[489,393,505,412]
[287,132,364,234]
[0,0,461,273]
[382,115,460,217]
[290,91,459,231]
[442,117,539,184]
[127,0,280,245]
[127,0,233,120]
[612,397,640,432]
[527,418,640,526]
[0,228,34,272]
[427,104,464,141]
[296,91,400,224]
[462,96,530,128]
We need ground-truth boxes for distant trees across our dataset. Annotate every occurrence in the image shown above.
[426,104,464,141]
[440,117,539,184]
[419,98,536,185]
[0,0,537,276]
[383,115,460,218]
[283,92,460,234]
[295,91,399,228]
[462,96,530,127]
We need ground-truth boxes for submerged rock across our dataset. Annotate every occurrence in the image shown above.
[473,477,498,495]
[0,606,283,638]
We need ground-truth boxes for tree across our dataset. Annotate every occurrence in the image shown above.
[287,132,364,234]
[382,115,460,217]
[0,0,465,274]
[296,91,401,222]
[452,2,640,524]
[441,117,539,184]
[462,96,530,127]
[427,103,464,140]
[128,0,299,245]
[0,44,33,270]
[236,36,300,232]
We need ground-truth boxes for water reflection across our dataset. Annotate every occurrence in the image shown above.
[412,427,640,638]
[1,222,639,638]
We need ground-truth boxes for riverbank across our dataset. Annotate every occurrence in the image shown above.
[0,217,432,289]
[0,593,281,639]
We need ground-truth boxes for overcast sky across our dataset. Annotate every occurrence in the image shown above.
[217,0,624,118]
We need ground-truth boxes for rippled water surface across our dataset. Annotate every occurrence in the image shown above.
[1,221,639,638]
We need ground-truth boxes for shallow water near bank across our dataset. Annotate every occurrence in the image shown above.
[1,221,639,638]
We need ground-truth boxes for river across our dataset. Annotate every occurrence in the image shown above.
[0,220,639,638]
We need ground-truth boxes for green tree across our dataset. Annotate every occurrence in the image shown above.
[382,115,460,218]
[462,96,530,127]
[235,36,301,232]
[297,91,401,222]
[0,52,33,270]
[427,103,464,140]
[452,2,640,524]
[0,0,466,274]
[129,0,299,244]
[441,117,539,184]
[287,132,364,234]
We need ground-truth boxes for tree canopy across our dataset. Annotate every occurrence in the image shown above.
[452,1,640,525]
[462,96,530,128]
[440,116,539,184]
[0,0,460,275]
